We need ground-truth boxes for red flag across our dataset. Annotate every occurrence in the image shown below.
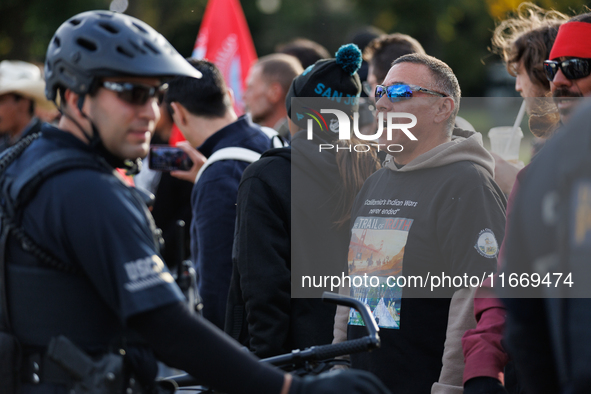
[168,123,185,148]
[192,0,257,116]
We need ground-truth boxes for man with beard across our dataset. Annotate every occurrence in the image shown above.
[545,14,591,122]
[500,12,591,393]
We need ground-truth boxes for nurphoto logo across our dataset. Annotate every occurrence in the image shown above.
[304,108,418,152]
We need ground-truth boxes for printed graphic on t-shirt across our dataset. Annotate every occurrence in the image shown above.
[348,216,413,329]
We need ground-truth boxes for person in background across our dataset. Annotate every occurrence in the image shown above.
[166,59,273,330]
[243,54,303,140]
[488,2,567,195]
[462,5,567,393]
[226,44,381,359]
[0,60,53,152]
[276,38,331,69]
[347,26,385,87]
[501,11,591,393]
[362,33,426,98]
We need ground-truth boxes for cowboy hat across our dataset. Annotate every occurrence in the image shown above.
[0,60,53,110]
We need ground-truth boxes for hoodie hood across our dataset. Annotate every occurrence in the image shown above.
[384,127,495,177]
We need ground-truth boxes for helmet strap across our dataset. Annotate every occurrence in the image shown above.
[75,94,102,149]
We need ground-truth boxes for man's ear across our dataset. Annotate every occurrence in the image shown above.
[62,89,84,118]
[433,97,454,125]
[169,102,189,126]
[267,82,283,104]
[226,88,235,107]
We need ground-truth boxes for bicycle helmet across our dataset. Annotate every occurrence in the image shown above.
[45,10,201,101]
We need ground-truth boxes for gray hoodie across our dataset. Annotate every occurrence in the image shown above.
[383,128,495,178]
[333,128,503,394]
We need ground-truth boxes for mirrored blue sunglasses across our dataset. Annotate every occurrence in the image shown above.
[375,84,446,103]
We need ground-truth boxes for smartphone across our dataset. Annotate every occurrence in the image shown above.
[148,145,193,172]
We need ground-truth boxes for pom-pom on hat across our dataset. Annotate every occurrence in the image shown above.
[286,43,362,135]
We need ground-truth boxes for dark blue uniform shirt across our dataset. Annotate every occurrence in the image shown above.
[6,124,184,330]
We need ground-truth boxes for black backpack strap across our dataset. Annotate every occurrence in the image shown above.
[0,220,12,333]
[8,148,107,209]
[0,135,109,275]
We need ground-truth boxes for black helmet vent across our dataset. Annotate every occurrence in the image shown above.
[116,46,134,58]
[44,10,202,101]
[132,22,148,34]
[143,41,160,55]
[98,22,119,34]
[76,38,97,52]
[60,67,77,87]
[129,40,147,55]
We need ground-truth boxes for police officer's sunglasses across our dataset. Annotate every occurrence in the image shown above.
[375,83,447,103]
[543,58,591,81]
[102,81,168,106]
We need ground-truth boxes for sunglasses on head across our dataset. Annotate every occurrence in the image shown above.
[375,84,446,102]
[102,81,168,106]
[543,58,591,81]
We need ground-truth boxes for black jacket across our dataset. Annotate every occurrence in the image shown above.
[0,117,44,153]
[225,135,340,358]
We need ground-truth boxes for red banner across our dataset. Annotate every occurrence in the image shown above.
[170,0,257,145]
[192,0,257,115]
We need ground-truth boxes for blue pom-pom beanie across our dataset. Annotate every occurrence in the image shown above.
[335,43,363,75]
[286,43,362,129]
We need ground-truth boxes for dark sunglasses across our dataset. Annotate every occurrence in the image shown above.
[102,81,168,106]
[375,84,446,102]
[543,58,591,81]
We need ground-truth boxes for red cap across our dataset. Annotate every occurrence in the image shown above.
[549,22,591,60]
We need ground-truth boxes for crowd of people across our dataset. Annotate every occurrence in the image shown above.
[1,2,591,394]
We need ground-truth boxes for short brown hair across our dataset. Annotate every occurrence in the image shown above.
[491,2,567,89]
[392,53,460,133]
[363,33,425,84]
[255,54,304,94]
[276,38,330,69]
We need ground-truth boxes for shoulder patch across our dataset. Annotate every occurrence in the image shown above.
[329,118,339,133]
[474,228,499,258]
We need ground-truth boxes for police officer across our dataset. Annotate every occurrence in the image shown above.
[0,10,390,394]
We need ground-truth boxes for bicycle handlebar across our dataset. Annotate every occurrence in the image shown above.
[165,291,380,387]
[260,292,380,367]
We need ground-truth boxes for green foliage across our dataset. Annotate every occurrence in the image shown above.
[1,0,589,95]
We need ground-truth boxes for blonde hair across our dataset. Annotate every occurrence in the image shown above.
[491,3,568,86]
